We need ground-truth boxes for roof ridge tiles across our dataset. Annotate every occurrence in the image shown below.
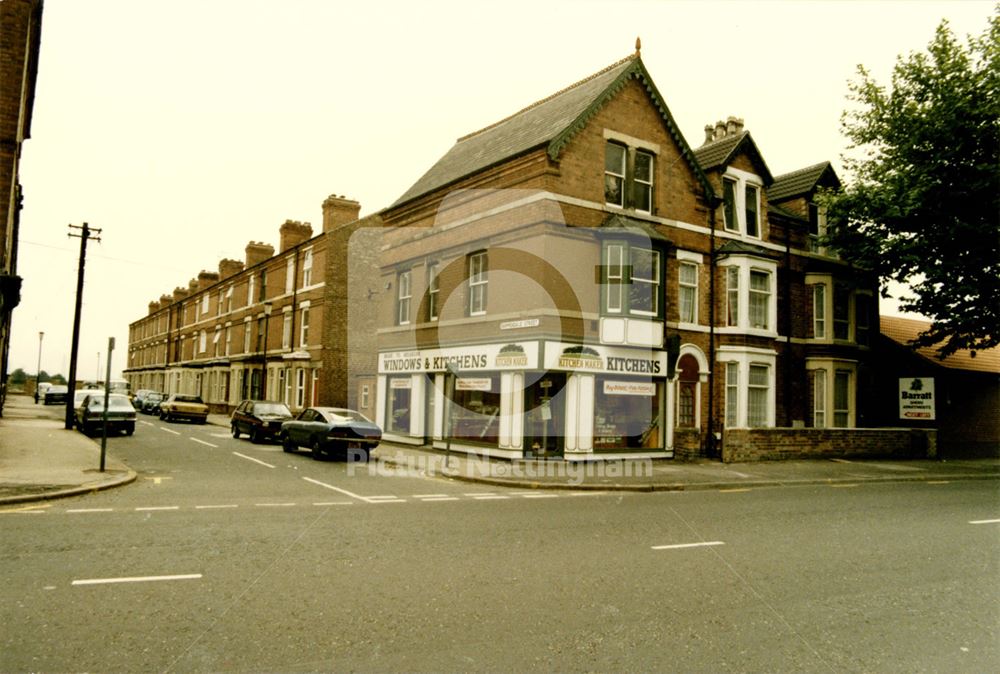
[456,53,637,143]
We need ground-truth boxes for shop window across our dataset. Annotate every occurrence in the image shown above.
[594,377,662,450]
[450,376,501,445]
[397,270,411,325]
[605,141,655,212]
[678,262,698,324]
[602,242,662,317]
[386,376,412,434]
[427,262,440,321]
[468,251,488,316]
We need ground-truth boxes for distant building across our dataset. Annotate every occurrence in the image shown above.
[374,48,883,461]
[0,0,44,415]
[123,195,381,418]
[875,316,999,458]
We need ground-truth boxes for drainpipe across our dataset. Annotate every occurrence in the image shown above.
[707,200,719,458]
[783,218,793,427]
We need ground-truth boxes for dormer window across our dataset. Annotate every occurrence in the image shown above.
[604,139,655,213]
[721,170,762,238]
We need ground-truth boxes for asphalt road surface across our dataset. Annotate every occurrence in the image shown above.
[2,414,998,672]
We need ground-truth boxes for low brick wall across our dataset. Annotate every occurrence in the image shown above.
[722,428,937,463]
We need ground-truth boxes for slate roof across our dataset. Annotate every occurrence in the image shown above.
[391,54,714,209]
[598,213,671,243]
[769,161,840,202]
[881,315,1000,374]
[715,239,780,260]
[692,131,774,184]
[767,202,807,222]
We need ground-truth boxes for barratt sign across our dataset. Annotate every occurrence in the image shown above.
[378,342,539,374]
[899,377,935,420]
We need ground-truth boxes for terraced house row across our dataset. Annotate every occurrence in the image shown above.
[127,45,897,460]
[125,196,381,421]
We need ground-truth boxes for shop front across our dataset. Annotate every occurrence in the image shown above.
[377,340,673,460]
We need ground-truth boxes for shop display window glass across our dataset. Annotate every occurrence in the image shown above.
[450,376,500,445]
[593,378,662,450]
[386,376,412,434]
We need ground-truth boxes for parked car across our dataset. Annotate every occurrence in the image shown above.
[231,400,293,443]
[75,393,136,436]
[159,394,208,423]
[35,381,53,403]
[131,389,154,409]
[141,392,165,415]
[279,407,381,460]
[43,385,68,405]
[72,388,104,414]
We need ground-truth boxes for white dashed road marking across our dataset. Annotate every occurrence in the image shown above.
[72,574,202,586]
[159,427,181,436]
[191,438,217,448]
[232,451,275,468]
[652,541,725,551]
[969,518,1000,524]
[135,506,179,512]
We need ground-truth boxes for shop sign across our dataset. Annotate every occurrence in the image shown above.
[389,377,412,389]
[603,380,656,396]
[456,377,492,392]
[899,377,935,420]
[378,342,539,374]
[543,341,667,377]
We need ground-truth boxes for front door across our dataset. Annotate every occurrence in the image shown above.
[524,374,566,458]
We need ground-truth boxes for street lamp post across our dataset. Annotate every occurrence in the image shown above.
[35,331,44,403]
[261,302,272,400]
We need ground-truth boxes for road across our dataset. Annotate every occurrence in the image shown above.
[2,413,998,672]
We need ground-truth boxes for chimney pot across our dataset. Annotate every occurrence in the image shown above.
[714,120,726,140]
[704,124,715,144]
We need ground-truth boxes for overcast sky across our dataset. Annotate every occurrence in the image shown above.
[9,0,995,380]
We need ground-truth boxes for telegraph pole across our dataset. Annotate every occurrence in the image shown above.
[65,223,101,429]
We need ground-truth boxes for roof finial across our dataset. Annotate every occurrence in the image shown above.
[635,36,641,56]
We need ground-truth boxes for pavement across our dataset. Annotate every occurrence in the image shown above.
[1,392,998,504]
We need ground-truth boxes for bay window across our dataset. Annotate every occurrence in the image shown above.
[720,258,777,334]
[602,242,662,317]
[720,349,776,428]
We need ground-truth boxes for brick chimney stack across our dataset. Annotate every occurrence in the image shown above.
[173,287,189,302]
[704,124,715,144]
[279,220,314,252]
[160,294,173,306]
[245,241,275,268]
[197,270,219,290]
[148,300,160,315]
[187,278,199,294]
[218,258,244,280]
[322,195,361,233]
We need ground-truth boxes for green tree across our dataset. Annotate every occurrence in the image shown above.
[9,368,27,385]
[825,10,1000,356]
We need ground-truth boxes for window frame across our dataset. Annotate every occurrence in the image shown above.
[299,305,310,347]
[396,269,412,325]
[427,262,440,321]
[468,251,488,316]
[678,260,699,325]
[720,169,763,238]
[600,240,664,319]
[604,142,627,208]
[302,248,313,287]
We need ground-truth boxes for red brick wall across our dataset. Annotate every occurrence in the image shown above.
[722,428,937,462]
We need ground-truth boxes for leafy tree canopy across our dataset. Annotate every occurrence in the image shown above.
[824,10,999,357]
[9,368,27,385]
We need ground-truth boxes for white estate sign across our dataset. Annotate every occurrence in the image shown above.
[456,378,493,392]
[899,377,935,420]
[378,341,539,374]
[603,380,656,396]
[543,341,667,377]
